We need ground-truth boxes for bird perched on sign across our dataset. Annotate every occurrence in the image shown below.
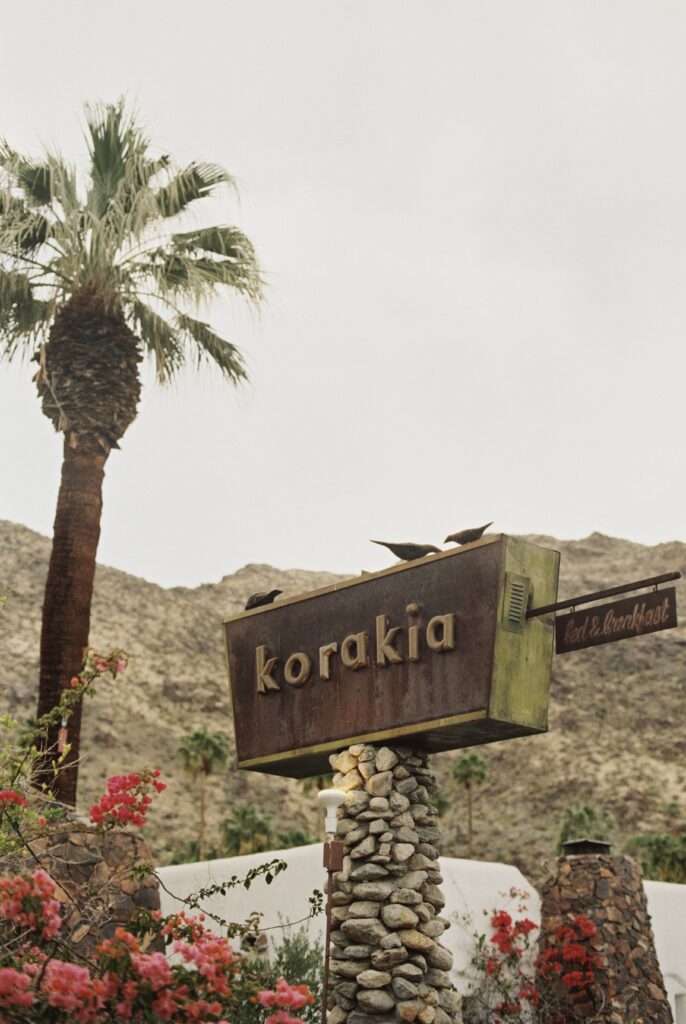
[244,589,283,611]
[371,540,441,561]
[444,522,493,545]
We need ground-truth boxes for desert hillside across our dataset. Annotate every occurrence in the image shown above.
[1,520,684,879]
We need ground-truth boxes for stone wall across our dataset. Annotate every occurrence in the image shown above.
[327,744,462,1024]
[539,853,673,1023]
[10,826,160,956]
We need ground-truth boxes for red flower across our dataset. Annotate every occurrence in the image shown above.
[519,983,541,1006]
[574,915,597,938]
[561,970,588,989]
[491,910,513,931]
[491,930,514,954]
[0,790,29,808]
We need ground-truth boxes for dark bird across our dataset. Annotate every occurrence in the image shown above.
[444,522,493,545]
[371,540,441,561]
[244,589,283,611]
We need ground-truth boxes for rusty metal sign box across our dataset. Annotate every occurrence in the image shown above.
[555,587,677,654]
[223,534,560,777]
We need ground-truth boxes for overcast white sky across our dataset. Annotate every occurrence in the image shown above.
[1,1,684,587]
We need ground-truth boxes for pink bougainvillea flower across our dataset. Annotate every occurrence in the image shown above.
[0,868,62,939]
[90,769,164,829]
[266,1011,310,1024]
[258,980,315,1012]
[0,966,33,1010]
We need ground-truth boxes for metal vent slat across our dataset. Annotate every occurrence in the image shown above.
[502,573,531,633]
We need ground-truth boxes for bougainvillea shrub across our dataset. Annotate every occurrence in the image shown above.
[459,888,602,1023]
[0,647,316,1023]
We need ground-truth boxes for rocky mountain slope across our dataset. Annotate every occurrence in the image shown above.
[1,520,684,879]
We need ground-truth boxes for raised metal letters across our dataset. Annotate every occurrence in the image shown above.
[284,652,311,686]
[255,606,457,693]
[426,613,456,652]
[340,632,368,670]
[319,642,338,681]
[256,644,280,693]
[375,615,403,666]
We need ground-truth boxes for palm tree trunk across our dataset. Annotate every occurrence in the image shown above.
[199,773,206,860]
[35,435,107,805]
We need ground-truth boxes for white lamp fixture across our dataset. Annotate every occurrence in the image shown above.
[317,788,346,836]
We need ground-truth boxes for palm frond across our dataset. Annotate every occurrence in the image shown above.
[119,155,170,223]
[84,99,149,219]
[137,247,262,305]
[154,162,233,219]
[0,193,51,253]
[175,312,247,383]
[0,268,51,355]
[47,156,80,215]
[172,224,256,260]
[0,141,53,205]
[129,300,185,382]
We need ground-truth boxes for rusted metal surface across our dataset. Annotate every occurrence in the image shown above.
[527,571,681,618]
[223,535,559,777]
[555,586,678,654]
[321,844,343,1024]
[323,840,344,871]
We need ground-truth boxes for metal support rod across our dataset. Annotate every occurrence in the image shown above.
[526,571,681,619]
[321,856,333,1024]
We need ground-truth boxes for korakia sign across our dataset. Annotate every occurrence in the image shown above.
[223,534,560,777]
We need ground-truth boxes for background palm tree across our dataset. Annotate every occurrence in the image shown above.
[0,100,262,804]
[628,832,686,883]
[556,803,614,854]
[221,802,275,857]
[175,728,230,861]
[452,752,488,857]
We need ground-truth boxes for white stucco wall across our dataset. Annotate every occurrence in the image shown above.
[157,847,686,1018]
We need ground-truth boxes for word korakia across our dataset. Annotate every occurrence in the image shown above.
[255,607,456,694]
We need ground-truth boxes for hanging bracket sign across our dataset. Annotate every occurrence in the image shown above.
[555,587,678,654]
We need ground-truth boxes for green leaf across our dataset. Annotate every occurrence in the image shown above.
[0,141,53,205]
[130,301,185,382]
[84,99,149,219]
[175,312,247,383]
[155,162,233,219]
[0,194,51,253]
[172,225,253,259]
[0,268,51,354]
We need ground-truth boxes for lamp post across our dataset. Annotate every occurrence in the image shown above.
[317,788,346,1024]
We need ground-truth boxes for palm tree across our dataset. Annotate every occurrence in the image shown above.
[221,803,274,857]
[176,728,230,861]
[556,804,614,854]
[276,827,316,849]
[452,752,488,857]
[432,789,450,818]
[628,832,686,883]
[0,100,262,804]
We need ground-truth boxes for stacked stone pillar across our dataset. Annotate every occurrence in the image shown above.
[326,744,462,1024]
[539,852,672,1023]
